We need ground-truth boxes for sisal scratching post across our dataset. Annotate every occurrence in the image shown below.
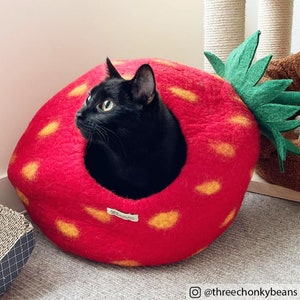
[257,0,294,59]
[204,0,245,72]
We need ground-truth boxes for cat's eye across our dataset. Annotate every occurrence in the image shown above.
[97,99,114,112]
[102,100,114,111]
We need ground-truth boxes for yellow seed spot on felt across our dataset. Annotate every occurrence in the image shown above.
[148,211,179,230]
[195,180,221,196]
[111,260,141,267]
[38,121,59,137]
[220,208,237,228]
[229,115,252,127]
[169,87,197,103]
[21,162,39,181]
[84,206,111,223]
[56,220,79,239]
[154,59,176,67]
[210,142,236,158]
[68,83,88,97]
[16,188,29,206]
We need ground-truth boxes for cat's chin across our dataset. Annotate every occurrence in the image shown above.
[75,123,92,142]
[77,129,90,141]
[78,132,98,145]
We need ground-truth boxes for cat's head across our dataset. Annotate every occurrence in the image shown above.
[75,58,158,143]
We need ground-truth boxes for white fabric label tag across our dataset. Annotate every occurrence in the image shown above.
[107,208,139,222]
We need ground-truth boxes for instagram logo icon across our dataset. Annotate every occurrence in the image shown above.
[189,286,201,298]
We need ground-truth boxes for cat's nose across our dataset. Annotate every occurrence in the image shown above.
[75,110,84,128]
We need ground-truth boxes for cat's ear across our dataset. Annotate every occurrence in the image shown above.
[106,57,122,79]
[132,64,156,104]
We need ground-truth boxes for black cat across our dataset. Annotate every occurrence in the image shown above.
[75,58,186,199]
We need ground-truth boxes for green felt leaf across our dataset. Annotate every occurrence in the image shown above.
[260,123,287,171]
[205,30,300,171]
[278,155,284,172]
[204,51,225,77]
[246,79,293,109]
[259,119,300,172]
[224,31,260,81]
[273,91,300,106]
[255,104,300,123]
[271,133,287,171]
[286,139,300,155]
[271,120,300,132]
[245,55,272,86]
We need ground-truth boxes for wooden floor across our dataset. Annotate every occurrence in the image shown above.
[248,172,300,203]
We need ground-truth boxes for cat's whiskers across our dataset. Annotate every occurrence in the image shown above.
[80,121,98,143]
[95,124,127,158]
[94,126,110,144]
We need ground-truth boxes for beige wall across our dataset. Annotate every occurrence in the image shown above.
[0,0,299,178]
[0,0,204,177]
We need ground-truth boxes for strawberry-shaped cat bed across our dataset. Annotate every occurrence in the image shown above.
[8,32,300,266]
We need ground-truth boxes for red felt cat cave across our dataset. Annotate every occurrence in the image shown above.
[8,32,300,266]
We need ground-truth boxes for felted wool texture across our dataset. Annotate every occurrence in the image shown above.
[8,59,260,266]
